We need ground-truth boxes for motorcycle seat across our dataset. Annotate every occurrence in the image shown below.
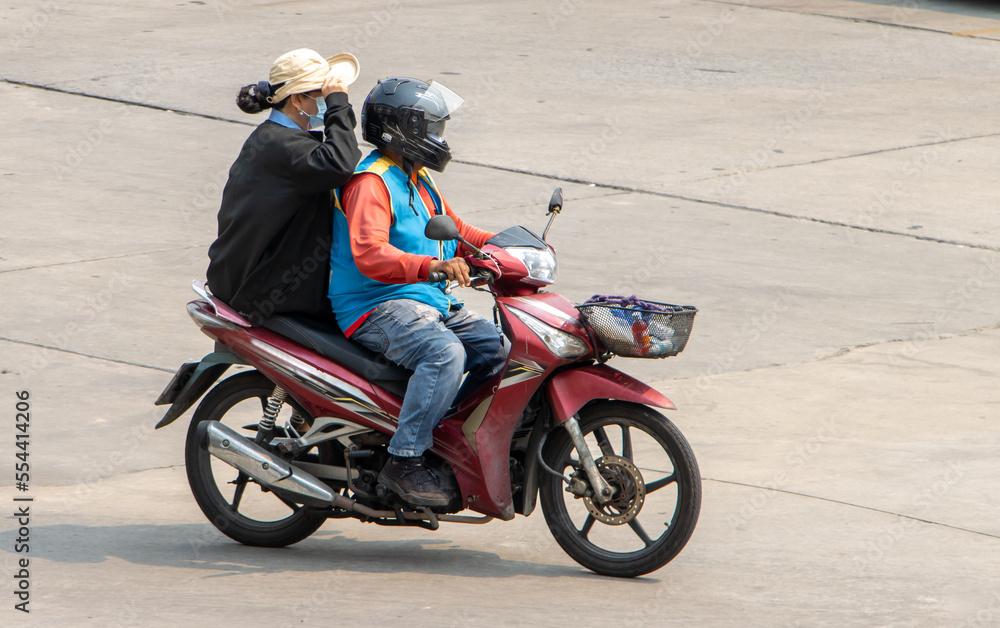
[261,314,411,398]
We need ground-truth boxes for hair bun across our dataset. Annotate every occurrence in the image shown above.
[236,82,271,114]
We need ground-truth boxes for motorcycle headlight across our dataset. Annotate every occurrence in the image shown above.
[508,308,588,358]
[506,247,557,285]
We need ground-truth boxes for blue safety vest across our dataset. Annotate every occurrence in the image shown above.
[328,150,458,332]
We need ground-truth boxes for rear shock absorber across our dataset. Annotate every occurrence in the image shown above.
[289,412,308,434]
[255,386,287,444]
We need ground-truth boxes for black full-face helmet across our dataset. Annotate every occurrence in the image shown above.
[361,77,464,173]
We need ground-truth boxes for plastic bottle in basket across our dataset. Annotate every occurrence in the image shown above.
[650,320,676,355]
[650,337,674,355]
[648,320,675,340]
[631,316,652,355]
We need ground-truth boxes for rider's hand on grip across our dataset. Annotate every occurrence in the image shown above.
[429,258,471,287]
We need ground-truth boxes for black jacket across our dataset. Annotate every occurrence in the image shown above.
[207,92,362,324]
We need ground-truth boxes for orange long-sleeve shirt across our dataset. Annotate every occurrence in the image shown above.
[340,172,494,284]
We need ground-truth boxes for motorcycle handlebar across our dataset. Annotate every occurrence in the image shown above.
[428,268,494,285]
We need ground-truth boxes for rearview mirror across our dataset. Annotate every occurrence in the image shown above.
[547,187,563,215]
[424,215,460,241]
[543,187,563,241]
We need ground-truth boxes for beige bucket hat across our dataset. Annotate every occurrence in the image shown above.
[267,49,360,103]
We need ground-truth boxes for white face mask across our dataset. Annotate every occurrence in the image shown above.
[301,96,326,128]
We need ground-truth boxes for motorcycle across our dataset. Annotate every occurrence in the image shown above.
[155,188,701,578]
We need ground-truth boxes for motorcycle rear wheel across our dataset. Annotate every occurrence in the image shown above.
[185,371,332,547]
[539,402,701,578]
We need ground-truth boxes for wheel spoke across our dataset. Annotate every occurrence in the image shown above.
[621,425,633,460]
[628,518,654,548]
[593,427,615,457]
[646,474,676,493]
[579,514,596,540]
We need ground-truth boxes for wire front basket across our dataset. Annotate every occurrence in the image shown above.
[576,300,697,359]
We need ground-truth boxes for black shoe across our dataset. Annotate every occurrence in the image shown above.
[378,456,450,507]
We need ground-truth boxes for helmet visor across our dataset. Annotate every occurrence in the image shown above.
[426,119,446,142]
[413,81,464,122]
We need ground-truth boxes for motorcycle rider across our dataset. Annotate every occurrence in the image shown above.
[208,49,362,324]
[329,78,506,506]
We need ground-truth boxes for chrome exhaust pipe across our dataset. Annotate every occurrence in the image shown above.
[197,421,335,506]
[196,421,495,528]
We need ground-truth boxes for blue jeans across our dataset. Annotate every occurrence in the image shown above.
[351,299,507,457]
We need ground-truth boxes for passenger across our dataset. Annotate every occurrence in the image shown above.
[208,49,362,324]
[329,78,507,506]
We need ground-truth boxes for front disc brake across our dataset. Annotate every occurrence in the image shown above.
[583,455,646,525]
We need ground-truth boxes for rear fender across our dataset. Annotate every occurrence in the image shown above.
[545,364,675,424]
[154,351,248,429]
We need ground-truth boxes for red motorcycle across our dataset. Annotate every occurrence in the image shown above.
[155,189,701,577]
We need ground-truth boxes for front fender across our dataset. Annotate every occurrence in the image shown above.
[545,364,675,423]
[153,351,246,429]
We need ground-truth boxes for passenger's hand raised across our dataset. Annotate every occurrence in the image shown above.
[321,77,348,96]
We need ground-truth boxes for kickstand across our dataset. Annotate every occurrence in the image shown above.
[421,507,440,531]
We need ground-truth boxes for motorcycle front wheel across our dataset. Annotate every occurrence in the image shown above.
[539,402,701,578]
[184,371,333,547]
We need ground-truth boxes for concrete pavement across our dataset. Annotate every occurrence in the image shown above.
[1,1,999,626]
